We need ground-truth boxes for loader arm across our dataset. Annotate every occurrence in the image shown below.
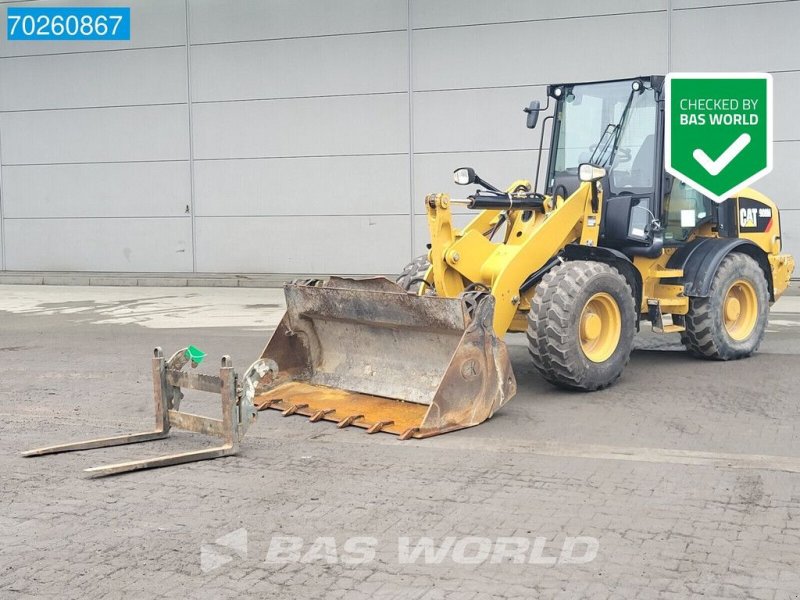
[425,181,600,335]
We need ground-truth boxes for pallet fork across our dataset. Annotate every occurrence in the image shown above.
[22,347,274,477]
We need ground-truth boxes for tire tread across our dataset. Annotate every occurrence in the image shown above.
[527,260,635,391]
[396,255,431,294]
[682,252,769,360]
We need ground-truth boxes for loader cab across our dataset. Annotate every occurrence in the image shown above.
[545,77,666,257]
[662,175,715,242]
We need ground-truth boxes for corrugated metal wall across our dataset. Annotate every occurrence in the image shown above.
[0,0,797,274]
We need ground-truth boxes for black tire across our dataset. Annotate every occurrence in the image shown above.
[682,253,769,360]
[396,254,431,294]
[527,261,636,391]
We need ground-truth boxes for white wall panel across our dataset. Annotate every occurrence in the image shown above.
[779,210,799,262]
[414,86,546,153]
[195,215,410,273]
[773,71,800,142]
[188,0,407,44]
[413,12,667,91]
[190,32,407,102]
[0,105,190,164]
[2,162,190,218]
[0,0,186,57]
[412,0,665,28]
[670,2,800,72]
[192,94,409,159]
[193,155,409,217]
[0,47,188,111]
[0,1,796,276]
[672,0,789,9]
[4,217,193,271]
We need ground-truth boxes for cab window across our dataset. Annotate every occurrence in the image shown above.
[663,178,713,242]
[608,91,657,193]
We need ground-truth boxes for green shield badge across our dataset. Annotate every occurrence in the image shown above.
[665,73,772,203]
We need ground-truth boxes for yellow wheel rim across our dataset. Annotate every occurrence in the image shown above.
[579,292,622,363]
[723,279,758,341]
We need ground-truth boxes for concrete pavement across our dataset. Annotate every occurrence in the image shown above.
[1,284,800,599]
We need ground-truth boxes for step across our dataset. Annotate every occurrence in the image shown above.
[655,323,686,334]
[651,268,683,279]
[652,297,688,308]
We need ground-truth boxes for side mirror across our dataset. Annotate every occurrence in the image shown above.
[453,167,476,185]
[523,100,541,129]
[578,163,607,183]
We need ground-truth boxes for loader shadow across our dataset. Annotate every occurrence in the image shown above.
[455,344,702,436]
[505,341,704,401]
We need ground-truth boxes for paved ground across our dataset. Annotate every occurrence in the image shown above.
[1,283,800,600]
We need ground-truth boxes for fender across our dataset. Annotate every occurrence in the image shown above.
[665,237,774,301]
[561,244,643,316]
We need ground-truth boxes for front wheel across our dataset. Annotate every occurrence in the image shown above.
[527,261,636,391]
[682,253,769,360]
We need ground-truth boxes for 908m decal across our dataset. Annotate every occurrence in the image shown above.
[738,197,773,233]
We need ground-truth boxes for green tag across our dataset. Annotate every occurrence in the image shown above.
[185,345,206,365]
[665,73,772,203]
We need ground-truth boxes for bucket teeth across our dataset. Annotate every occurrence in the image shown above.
[366,420,394,434]
[399,427,419,441]
[281,403,308,416]
[309,408,336,422]
[259,398,282,409]
[337,414,364,428]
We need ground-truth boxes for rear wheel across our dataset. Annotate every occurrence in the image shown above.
[683,253,769,360]
[396,254,431,294]
[527,261,636,391]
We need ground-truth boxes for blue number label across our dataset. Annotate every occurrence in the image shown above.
[6,7,131,41]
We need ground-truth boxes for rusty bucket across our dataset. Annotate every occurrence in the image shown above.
[253,277,516,439]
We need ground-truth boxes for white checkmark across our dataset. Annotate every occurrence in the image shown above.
[692,133,751,176]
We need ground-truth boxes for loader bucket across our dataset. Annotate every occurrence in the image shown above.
[253,277,516,439]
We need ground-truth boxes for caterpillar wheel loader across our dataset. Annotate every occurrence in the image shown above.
[202,75,794,436]
[24,76,794,475]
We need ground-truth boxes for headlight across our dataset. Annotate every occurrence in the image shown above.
[453,167,476,185]
[578,163,607,183]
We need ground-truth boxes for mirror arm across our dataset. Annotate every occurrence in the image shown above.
[523,96,551,115]
[474,175,502,194]
[539,95,551,113]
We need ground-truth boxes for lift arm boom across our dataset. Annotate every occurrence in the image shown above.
[425,181,600,334]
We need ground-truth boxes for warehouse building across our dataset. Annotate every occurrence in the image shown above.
[0,0,797,275]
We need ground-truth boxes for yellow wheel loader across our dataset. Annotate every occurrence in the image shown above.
[24,76,795,475]
[224,76,794,436]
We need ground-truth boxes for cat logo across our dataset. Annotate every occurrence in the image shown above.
[740,207,758,228]
[739,205,772,230]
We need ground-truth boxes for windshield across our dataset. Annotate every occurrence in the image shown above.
[550,80,657,193]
